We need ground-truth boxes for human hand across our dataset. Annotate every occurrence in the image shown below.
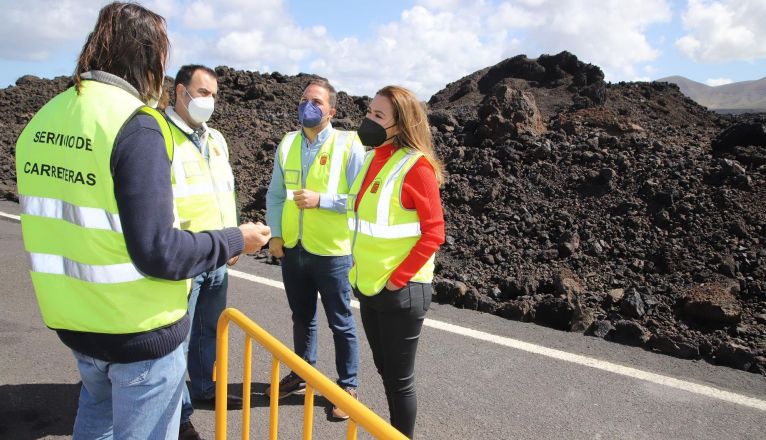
[239,222,272,254]
[385,280,400,291]
[227,255,239,266]
[269,237,285,259]
[293,189,320,209]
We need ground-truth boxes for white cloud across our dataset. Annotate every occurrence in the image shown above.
[0,1,102,60]
[206,0,671,97]
[487,2,546,29]
[676,0,766,62]
[0,0,679,98]
[314,4,508,97]
[166,30,212,75]
[182,0,289,30]
[523,0,672,80]
[182,2,218,29]
[705,77,734,86]
[168,0,332,76]
[141,0,182,18]
[211,24,328,74]
[0,0,183,62]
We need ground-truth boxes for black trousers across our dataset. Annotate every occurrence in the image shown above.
[355,282,432,439]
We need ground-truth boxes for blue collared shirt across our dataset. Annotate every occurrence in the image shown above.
[265,123,366,238]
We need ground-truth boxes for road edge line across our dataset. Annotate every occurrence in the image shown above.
[228,268,766,412]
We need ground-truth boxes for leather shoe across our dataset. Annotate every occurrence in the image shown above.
[179,421,204,440]
[331,387,357,420]
[191,394,243,410]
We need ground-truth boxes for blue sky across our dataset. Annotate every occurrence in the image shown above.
[1,0,764,98]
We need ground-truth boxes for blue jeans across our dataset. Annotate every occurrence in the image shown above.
[281,244,359,388]
[71,344,185,440]
[181,265,228,423]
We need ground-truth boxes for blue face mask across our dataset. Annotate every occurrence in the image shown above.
[298,100,324,128]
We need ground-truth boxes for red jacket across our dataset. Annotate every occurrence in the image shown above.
[354,144,445,288]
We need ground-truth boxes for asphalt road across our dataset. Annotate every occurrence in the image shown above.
[0,200,764,439]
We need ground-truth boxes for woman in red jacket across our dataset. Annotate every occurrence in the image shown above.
[348,85,445,438]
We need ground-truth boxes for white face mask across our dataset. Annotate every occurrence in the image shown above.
[184,87,215,124]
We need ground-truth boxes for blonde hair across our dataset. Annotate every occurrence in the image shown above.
[376,85,445,186]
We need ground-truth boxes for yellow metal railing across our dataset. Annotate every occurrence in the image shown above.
[214,307,407,440]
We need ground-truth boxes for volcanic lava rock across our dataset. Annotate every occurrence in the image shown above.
[620,289,646,319]
[647,333,700,359]
[712,120,766,166]
[714,342,757,371]
[587,319,615,338]
[682,282,742,326]
[611,320,651,346]
[2,51,764,374]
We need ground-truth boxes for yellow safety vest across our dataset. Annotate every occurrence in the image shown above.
[15,80,190,334]
[277,129,357,256]
[348,147,435,296]
[169,122,237,231]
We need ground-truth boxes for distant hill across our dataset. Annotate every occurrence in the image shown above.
[657,75,766,113]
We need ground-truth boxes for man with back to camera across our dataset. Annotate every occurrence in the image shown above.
[14,3,270,439]
[164,64,242,439]
[265,78,365,420]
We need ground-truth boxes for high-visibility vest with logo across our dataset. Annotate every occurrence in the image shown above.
[15,80,190,334]
[277,129,356,256]
[169,123,237,232]
[348,147,435,296]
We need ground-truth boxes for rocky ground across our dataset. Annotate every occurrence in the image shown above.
[1,52,763,374]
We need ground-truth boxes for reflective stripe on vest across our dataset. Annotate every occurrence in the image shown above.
[21,194,123,233]
[29,252,144,283]
[281,132,298,202]
[346,217,421,239]
[348,148,435,296]
[170,123,237,231]
[277,129,355,256]
[15,80,189,334]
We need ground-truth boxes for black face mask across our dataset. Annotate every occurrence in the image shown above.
[357,118,396,147]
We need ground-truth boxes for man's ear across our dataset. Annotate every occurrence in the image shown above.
[175,83,185,104]
[328,107,337,119]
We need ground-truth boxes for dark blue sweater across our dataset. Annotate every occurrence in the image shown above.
[57,113,244,363]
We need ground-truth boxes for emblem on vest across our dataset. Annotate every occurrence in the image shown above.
[319,153,329,166]
[370,179,381,194]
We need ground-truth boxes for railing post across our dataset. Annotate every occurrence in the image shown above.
[242,336,252,440]
[216,308,408,440]
[215,313,230,440]
[269,357,280,440]
[346,420,358,439]
[303,385,315,440]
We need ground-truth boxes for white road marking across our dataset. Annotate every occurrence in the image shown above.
[1,213,762,413]
[0,211,20,223]
[229,269,285,290]
[228,268,766,412]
